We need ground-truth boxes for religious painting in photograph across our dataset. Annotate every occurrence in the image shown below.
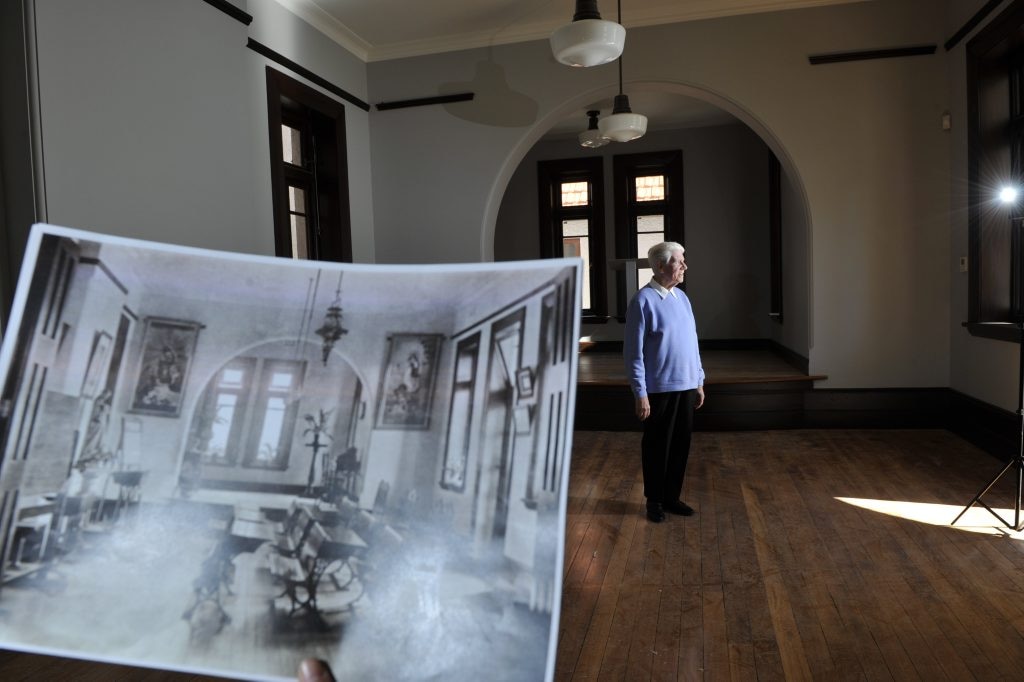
[129,317,201,417]
[375,333,442,429]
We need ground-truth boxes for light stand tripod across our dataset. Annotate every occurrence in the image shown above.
[951,321,1024,531]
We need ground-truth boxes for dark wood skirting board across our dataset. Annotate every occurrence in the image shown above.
[575,383,1016,462]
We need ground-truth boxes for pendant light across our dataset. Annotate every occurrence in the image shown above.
[598,1,646,142]
[550,0,625,68]
[578,110,610,148]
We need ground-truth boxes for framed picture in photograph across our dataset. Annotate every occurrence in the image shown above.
[129,317,202,417]
[376,333,443,429]
[516,366,535,400]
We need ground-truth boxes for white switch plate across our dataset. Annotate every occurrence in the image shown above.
[959,256,968,272]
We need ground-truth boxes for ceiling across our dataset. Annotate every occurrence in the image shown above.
[271,0,872,63]
[270,0,870,137]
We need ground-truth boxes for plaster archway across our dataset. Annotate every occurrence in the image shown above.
[481,79,814,351]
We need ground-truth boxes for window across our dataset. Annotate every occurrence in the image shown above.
[441,333,480,492]
[266,67,352,263]
[537,157,607,317]
[192,357,305,470]
[613,150,684,310]
[967,0,1024,340]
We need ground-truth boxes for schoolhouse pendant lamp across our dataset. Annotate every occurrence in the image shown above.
[598,1,646,142]
[550,0,625,68]
[578,110,610,148]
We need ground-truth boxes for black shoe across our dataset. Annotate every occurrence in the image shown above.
[664,500,694,516]
[646,501,665,523]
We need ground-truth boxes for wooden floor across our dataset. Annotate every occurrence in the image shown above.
[558,429,1024,681]
[4,429,1024,680]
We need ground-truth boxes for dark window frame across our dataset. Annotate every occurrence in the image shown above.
[612,150,684,314]
[266,67,352,263]
[537,157,608,319]
[966,0,1024,342]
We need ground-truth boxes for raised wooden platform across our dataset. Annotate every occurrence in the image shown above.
[575,349,827,431]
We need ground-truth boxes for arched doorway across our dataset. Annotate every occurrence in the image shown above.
[489,83,811,358]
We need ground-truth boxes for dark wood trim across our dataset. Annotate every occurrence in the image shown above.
[808,45,936,65]
[265,66,352,262]
[247,39,370,112]
[376,93,474,110]
[537,156,607,316]
[78,257,127,295]
[769,341,808,373]
[201,0,253,26]
[768,152,783,321]
[964,321,1023,343]
[945,0,1006,51]
[948,389,1018,460]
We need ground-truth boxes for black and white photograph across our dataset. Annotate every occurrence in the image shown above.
[0,224,581,682]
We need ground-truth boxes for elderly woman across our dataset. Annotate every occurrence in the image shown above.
[623,241,705,523]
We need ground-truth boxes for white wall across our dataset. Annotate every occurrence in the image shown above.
[946,0,1021,412]
[369,0,950,388]
[28,0,374,261]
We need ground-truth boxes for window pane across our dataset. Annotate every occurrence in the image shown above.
[637,232,663,260]
[208,393,238,457]
[561,218,589,237]
[288,186,306,214]
[564,236,592,309]
[256,396,287,462]
[282,125,302,165]
[560,181,589,207]
[638,267,653,285]
[220,368,245,387]
[456,352,474,383]
[291,215,309,259]
[636,214,664,234]
[444,389,471,488]
[269,371,293,390]
[636,175,665,202]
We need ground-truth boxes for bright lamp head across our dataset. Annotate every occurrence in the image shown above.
[1000,186,1020,204]
[550,18,625,67]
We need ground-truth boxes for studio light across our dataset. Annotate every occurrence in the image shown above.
[550,0,625,68]
[1000,186,1019,204]
[578,110,610,148]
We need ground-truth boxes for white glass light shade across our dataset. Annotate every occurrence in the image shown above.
[579,127,609,148]
[599,112,647,142]
[550,19,625,67]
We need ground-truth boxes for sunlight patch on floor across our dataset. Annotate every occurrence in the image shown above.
[836,497,1024,538]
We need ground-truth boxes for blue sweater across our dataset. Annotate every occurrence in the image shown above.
[623,284,704,398]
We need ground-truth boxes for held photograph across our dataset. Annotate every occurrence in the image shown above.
[0,224,581,682]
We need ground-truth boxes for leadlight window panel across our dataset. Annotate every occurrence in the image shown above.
[635,175,665,202]
[560,181,589,207]
[282,125,302,166]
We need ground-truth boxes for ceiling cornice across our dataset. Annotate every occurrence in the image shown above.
[270,0,372,62]
[273,0,872,64]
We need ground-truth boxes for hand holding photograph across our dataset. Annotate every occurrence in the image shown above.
[0,224,581,682]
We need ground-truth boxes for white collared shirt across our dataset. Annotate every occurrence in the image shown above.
[647,277,678,300]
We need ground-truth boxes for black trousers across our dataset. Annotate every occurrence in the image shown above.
[641,389,698,505]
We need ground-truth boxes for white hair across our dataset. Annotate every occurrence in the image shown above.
[647,241,684,269]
